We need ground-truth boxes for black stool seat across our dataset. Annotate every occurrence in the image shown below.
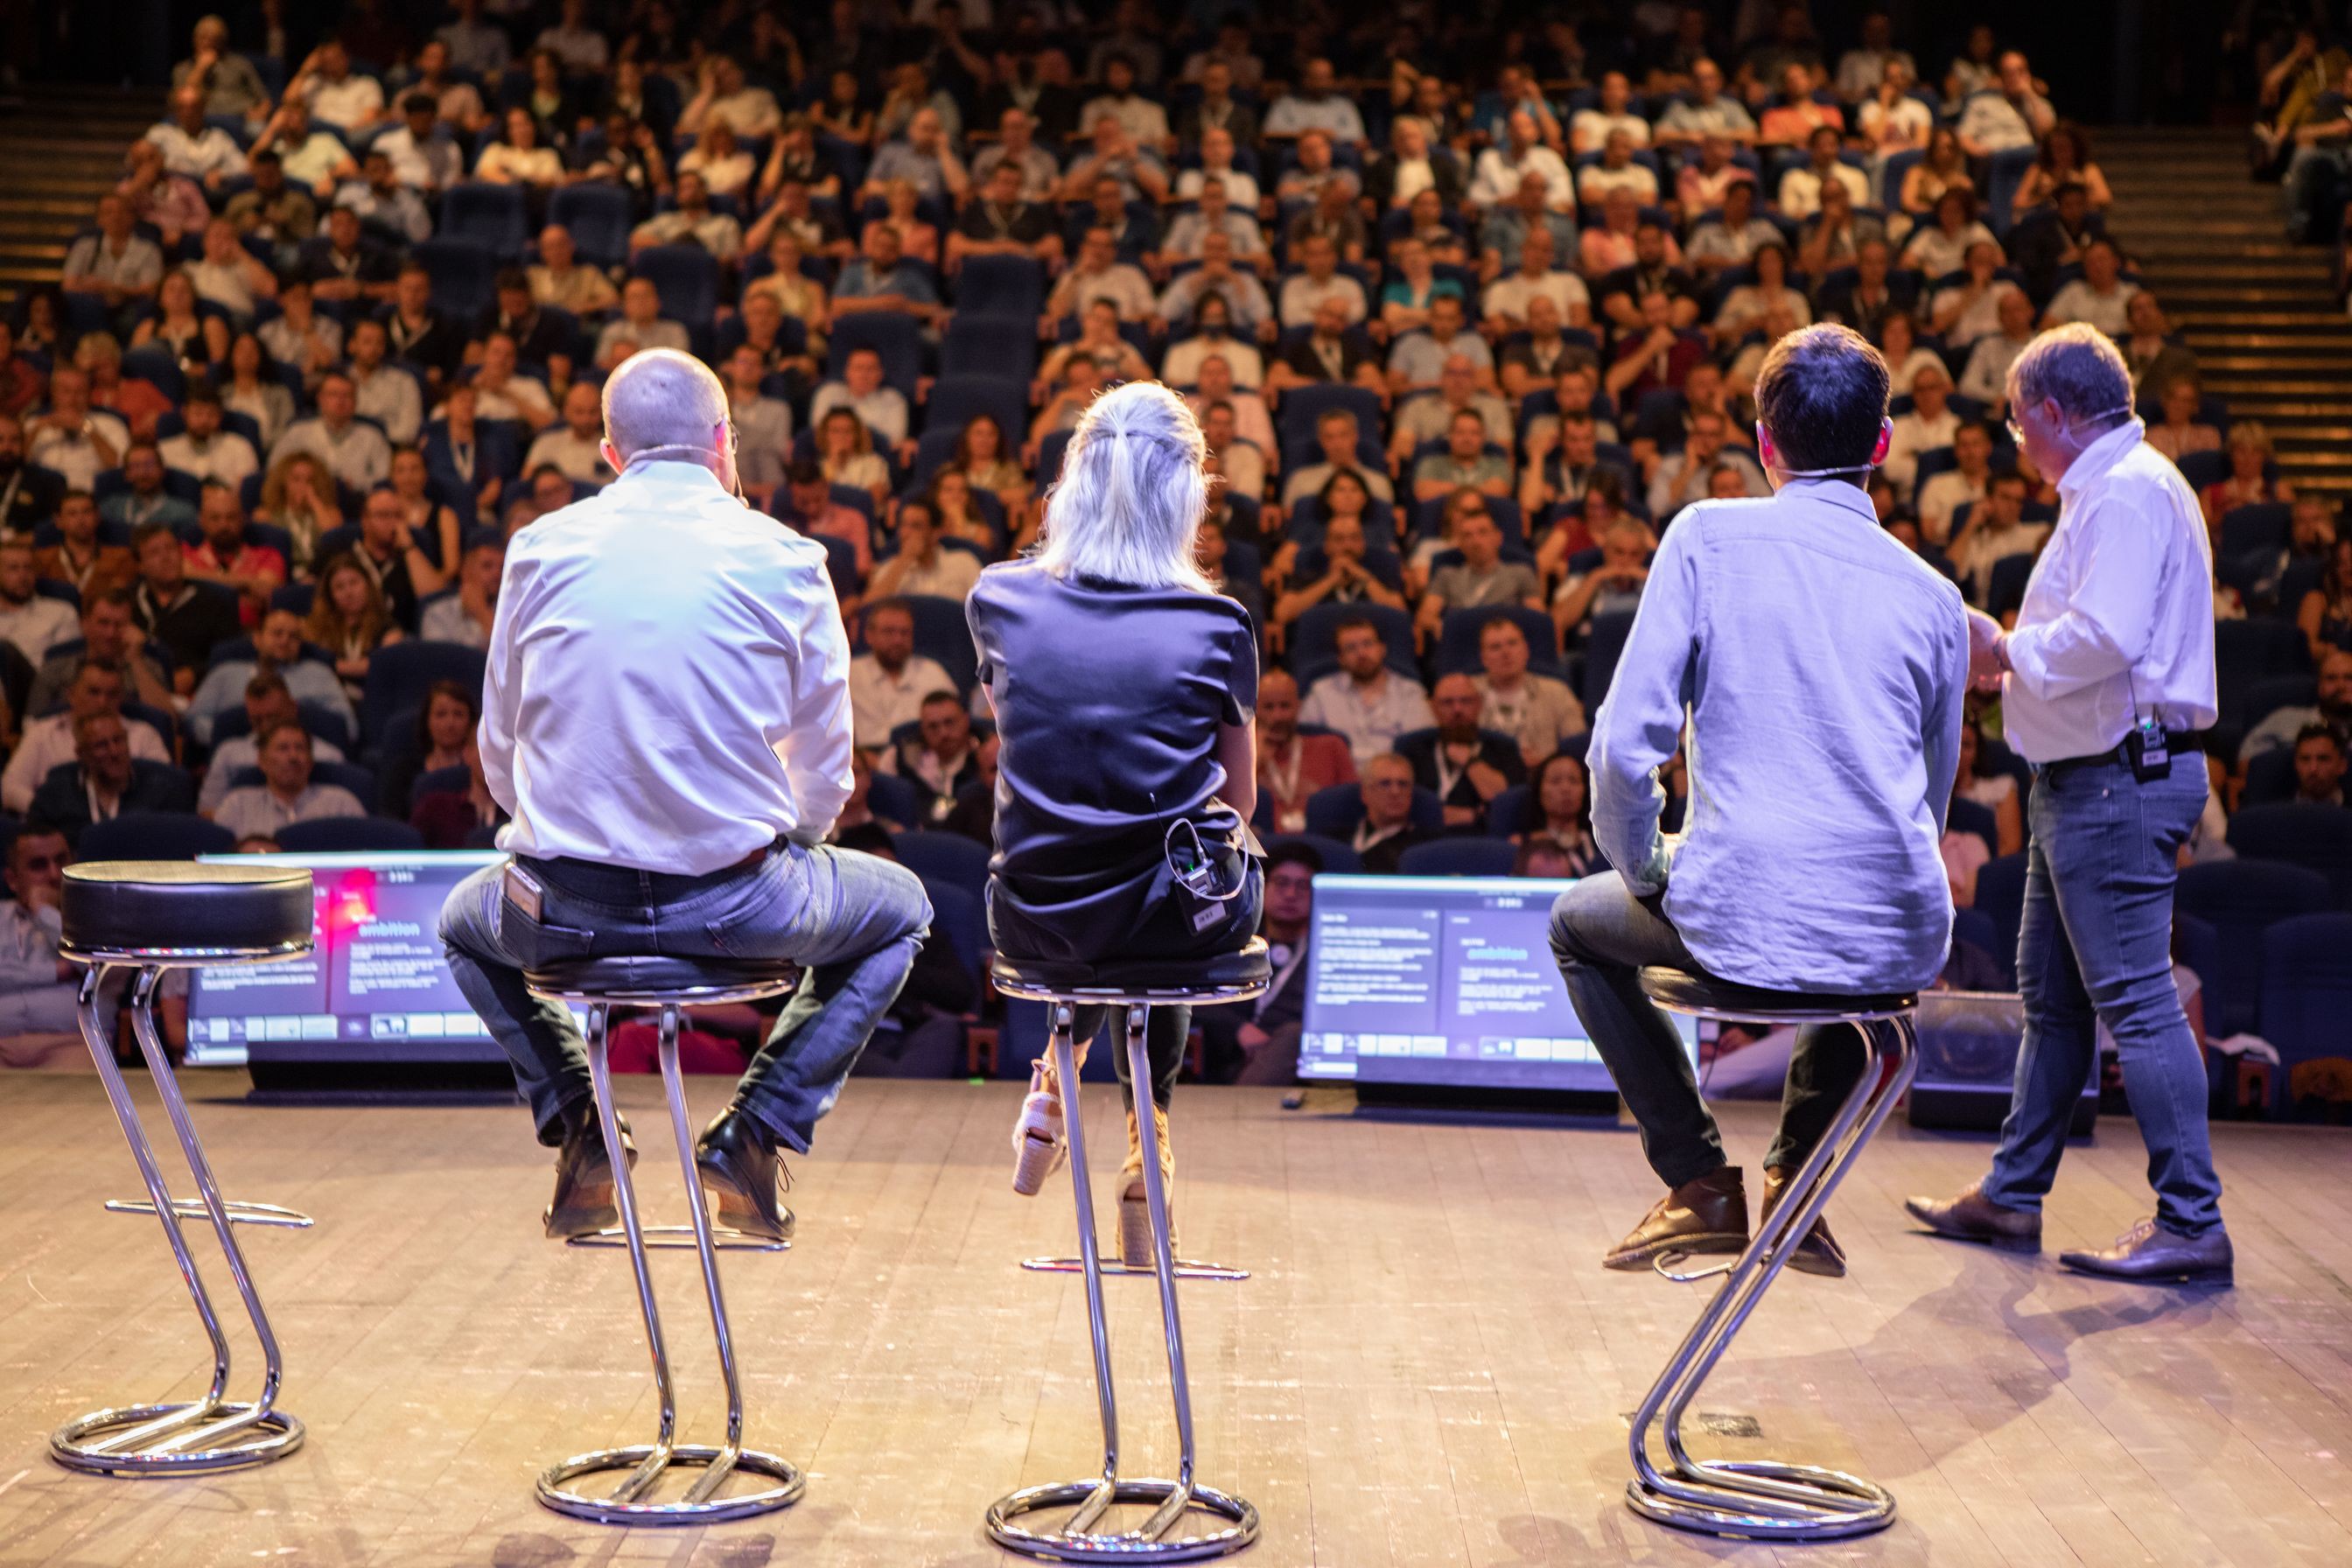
[1638,966,1916,1025]
[526,953,798,1001]
[61,862,313,956]
[991,939,1271,998]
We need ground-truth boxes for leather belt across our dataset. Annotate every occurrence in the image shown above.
[2035,732,2194,786]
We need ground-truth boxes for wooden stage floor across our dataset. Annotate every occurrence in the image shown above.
[1,1071,2348,1567]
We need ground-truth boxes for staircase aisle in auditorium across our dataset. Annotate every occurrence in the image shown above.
[2102,125,2352,508]
[0,86,153,314]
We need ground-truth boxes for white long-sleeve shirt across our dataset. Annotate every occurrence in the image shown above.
[1588,480,1968,992]
[1998,419,2218,763]
[482,459,853,872]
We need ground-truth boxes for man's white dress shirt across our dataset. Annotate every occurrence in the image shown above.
[1999,419,2218,763]
[1588,480,1968,991]
[482,459,853,872]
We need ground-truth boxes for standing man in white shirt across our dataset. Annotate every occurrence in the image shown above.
[439,349,931,1244]
[1909,325,2230,1284]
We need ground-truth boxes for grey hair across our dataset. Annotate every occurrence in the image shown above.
[601,347,730,461]
[2007,323,2134,427]
[1037,381,1214,592]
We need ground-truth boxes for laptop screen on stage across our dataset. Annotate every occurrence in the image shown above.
[184,851,505,1066]
[1298,874,1698,1094]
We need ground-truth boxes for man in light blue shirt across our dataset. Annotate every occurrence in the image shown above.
[1546,325,1968,1276]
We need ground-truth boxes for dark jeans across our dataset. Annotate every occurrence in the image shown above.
[440,843,931,1154]
[1547,872,1866,1187]
[1984,757,2222,1235]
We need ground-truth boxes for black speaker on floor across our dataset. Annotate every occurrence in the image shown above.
[1907,991,2098,1136]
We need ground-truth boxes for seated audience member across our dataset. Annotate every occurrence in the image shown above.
[0,825,83,1069]
[1960,287,2039,415]
[1554,519,1655,644]
[1388,297,1491,395]
[771,460,871,583]
[2041,239,2138,335]
[813,408,889,506]
[2201,421,2292,529]
[158,389,259,490]
[421,538,504,648]
[1648,410,1769,522]
[1198,840,1320,1085]
[1954,719,2026,858]
[1518,752,1605,873]
[629,171,743,261]
[273,372,393,493]
[831,221,945,330]
[1161,290,1266,389]
[1482,227,1589,335]
[949,157,1063,272]
[2123,291,2197,402]
[1928,242,2026,354]
[2294,724,2348,806]
[1298,615,1436,766]
[524,383,616,489]
[880,689,982,822]
[1956,49,2055,158]
[185,605,357,746]
[412,734,506,848]
[1497,298,1584,400]
[1404,673,1529,831]
[200,671,349,816]
[1255,668,1355,834]
[0,539,80,665]
[1413,409,1515,503]
[1415,498,1544,640]
[27,368,130,493]
[1577,130,1661,208]
[179,480,286,633]
[2240,648,2352,765]
[128,522,240,687]
[1899,188,1996,280]
[212,719,368,839]
[1714,243,1811,344]
[1777,125,1868,218]
[1946,470,2049,605]
[308,548,409,701]
[849,598,954,752]
[528,226,620,316]
[1271,503,1407,635]
[811,346,911,453]
[0,412,66,529]
[340,318,419,444]
[1470,109,1572,210]
[1916,422,1998,547]
[1351,753,1428,874]
[97,443,195,534]
[2,660,172,813]
[1605,292,1705,404]
[594,277,692,368]
[24,589,175,715]
[1883,364,1961,500]
[29,710,196,848]
[1284,410,1396,507]
[2146,377,2222,466]
[870,501,982,604]
[1471,614,1586,766]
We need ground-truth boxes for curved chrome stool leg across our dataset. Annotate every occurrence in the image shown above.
[1626,1017,1918,1541]
[988,1003,1259,1564]
[52,966,305,1476]
[536,1002,804,1525]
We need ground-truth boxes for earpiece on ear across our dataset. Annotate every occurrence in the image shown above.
[1869,418,1893,466]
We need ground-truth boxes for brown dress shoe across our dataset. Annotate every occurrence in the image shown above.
[1604,1166,1748,1270]
[545,1103,636,1241]
[2059,1218,2233,1284]
[1904,1180,2040,1250]
[1762,1166,1847,1278]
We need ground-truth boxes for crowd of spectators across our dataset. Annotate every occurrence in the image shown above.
[0,2,2342,1080]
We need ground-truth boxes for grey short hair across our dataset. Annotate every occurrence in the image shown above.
[601,348,730,462]
[2007,324,2134,426]
[1037,382,1214,592]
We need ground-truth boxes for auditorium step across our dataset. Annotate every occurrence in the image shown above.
[0,83,151,315]
[2098,125,2352,503]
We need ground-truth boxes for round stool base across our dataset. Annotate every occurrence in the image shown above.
[986,1478,1259,1564]
[1627,1462,1894,1541]
[51,1402,304,1476]
[536,1445,805,1525]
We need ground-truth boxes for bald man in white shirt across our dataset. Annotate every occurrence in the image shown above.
[439,349,931,1243]
[1909,324,2229,1284]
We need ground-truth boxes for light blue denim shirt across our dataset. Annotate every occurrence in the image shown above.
[1588,480,1970,992]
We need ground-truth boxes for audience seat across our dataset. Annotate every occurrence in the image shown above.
[2175,859,2334,1038]
[2218,502,2292,564]
[1304,781,1444,839]
[890,830,989,908]
[631,243,721,330]
[440,181,531,258]
[867,770,924,829]
[76,812,234,862]
[2227,802,2352,907]
[1971,850,2027,988]
[954,255,1046,319]
[1290,602,1418,689]
[1396,837,1517,878]
[1483,784,1532,838]
[228,760,380,802]
[2256,913,2352,1113]
[895,593,981,696]
[1433,606,1564,678]
[924,374,1029,447]
[412,236,497,320]
[1578,609,1639,713]
[940,316,1040,383]
[548,183,635,269]
[825,312,924,400]
[408,764,471,812]
[357,641,489,755]
[2216,620,2314,731]
[275,817,428,853]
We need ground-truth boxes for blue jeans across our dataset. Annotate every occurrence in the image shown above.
[1548,872,1866,1188]
[440,844,932,1155]
[1984,757,2222,1235]
[2284,144,2348,240]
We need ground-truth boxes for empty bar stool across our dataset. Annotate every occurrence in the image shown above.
[1624,967,1920,1541]
[51,861,317,1477]
[985,940,1270,1563]
[522,954,807,1525]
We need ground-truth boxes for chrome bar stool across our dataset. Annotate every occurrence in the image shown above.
[985,940,1270,1564]
[1624,967,1920,1542]
[522,954,807,1525]
[50,861,317,1478]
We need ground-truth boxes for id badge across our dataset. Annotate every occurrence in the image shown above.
[2125,718,2171,782]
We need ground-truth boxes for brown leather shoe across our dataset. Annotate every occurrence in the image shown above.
[1762,1166,1847,1278]
[544,1102,636,1241]
[1904,1180,2040,1250]
[1604,1166,1748,1270]
[2059,1218,2233,1284]
[694,1108,795,1242]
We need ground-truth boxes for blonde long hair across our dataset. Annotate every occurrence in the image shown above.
[1037,381,1213,592]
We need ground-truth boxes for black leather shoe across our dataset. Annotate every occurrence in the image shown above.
[1604,1166,1747,1270]
[545,1102,635,1241]
[1763,1166,1848,1278]
[695,1107,795,1242]
[2059,1218,2233,1284]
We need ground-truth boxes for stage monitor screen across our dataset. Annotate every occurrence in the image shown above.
[1298,873,1697,1096]
[184,850,505,1067]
